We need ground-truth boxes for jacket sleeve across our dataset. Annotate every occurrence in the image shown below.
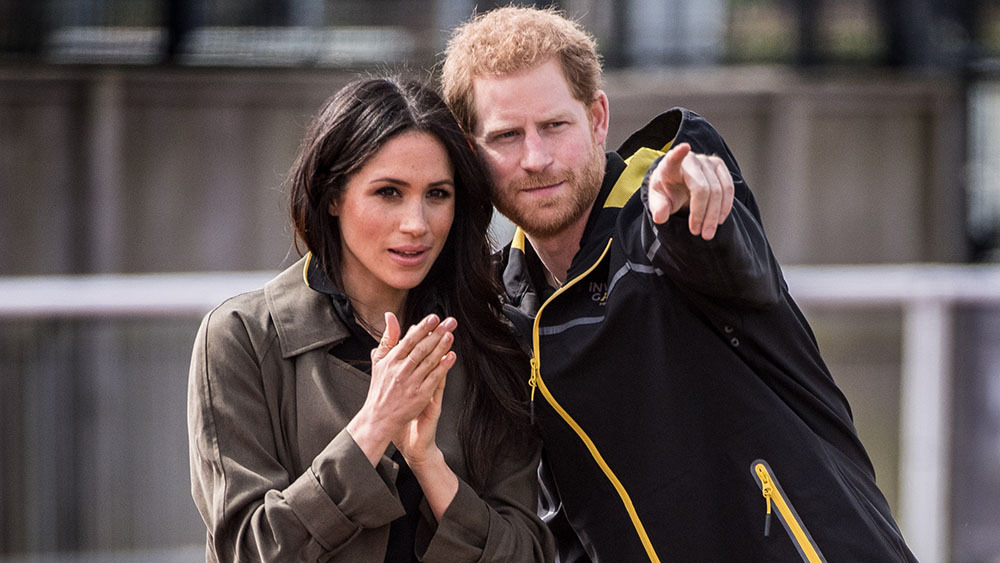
[419,440,555,562]
[187,304,404,562]
[636,145,784,308]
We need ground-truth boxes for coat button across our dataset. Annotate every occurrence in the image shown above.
[724,325,734,333]
[730,337,740,347]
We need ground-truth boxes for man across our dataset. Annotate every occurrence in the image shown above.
[442,6,916,563]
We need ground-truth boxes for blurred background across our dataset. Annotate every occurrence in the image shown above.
[1,0,999,561]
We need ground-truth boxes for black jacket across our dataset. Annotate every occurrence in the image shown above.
[500,108,916,562]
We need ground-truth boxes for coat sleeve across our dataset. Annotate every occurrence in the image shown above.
[636,140,784,308]
[419,440,555,562]
[187,303,404,562]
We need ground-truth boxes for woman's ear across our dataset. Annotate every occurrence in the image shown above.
[328,201,338,216]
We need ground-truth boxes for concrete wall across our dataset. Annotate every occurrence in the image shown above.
[0,65,967,277]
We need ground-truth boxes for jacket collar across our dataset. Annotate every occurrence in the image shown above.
[576,152,629,260]
[264,254,350,359]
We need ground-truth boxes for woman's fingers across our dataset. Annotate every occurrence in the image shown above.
[370,314,457,407]
[409,326,454,379]
[393,316,456,377]
[418,351,455,398]
[389,314,442,361]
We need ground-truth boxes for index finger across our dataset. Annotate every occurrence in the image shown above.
[661,142,691,183]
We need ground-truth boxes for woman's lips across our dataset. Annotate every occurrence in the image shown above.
[388,246,430,266]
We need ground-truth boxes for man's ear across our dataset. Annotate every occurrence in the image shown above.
[589,90,610,147]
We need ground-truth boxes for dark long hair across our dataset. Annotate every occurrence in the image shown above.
[287,77,532,486]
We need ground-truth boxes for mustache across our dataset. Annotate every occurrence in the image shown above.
[507,172,573,191]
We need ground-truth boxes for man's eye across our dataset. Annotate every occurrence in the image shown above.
[494,131,518,141]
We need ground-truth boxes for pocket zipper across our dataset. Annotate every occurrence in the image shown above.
[751,459,827,563]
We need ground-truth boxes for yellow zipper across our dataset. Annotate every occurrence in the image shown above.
[529,238,661,563]
[752,460,826,563]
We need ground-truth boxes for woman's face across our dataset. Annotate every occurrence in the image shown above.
[330,130,456,304]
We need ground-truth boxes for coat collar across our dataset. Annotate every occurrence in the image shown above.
[264,255,351,359]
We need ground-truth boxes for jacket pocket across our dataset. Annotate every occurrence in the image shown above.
[751,459,827,563]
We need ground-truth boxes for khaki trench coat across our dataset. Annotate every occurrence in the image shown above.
[187,257,553,562]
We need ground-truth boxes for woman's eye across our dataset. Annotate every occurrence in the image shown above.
[428,188,453,200]
[375,186,401,198]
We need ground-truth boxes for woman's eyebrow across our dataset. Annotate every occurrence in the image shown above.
[369,177,455,187]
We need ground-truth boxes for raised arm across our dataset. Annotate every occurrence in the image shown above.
[639,135,784,307]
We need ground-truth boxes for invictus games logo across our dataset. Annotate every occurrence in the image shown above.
[589,281,608,304]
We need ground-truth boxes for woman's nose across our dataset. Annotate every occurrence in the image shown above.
[398,202,429,236]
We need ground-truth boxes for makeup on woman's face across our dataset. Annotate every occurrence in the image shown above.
[330,131,456,304]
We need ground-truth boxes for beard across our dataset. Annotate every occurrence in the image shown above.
[492,141,605,239]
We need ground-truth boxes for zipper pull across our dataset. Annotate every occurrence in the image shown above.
[763,496,772,536]
[529,357,539,423]
[756,464,773,537]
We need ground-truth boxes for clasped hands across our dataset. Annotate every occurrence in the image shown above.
[347,312,457,469]
[647,142,736,240]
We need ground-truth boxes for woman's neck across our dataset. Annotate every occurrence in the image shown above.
[341,276,407,337]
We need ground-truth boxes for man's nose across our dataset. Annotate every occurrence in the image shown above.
[520,128,553,172]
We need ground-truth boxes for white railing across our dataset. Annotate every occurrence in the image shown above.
[0,271,276,318]
[2,264,1000,563]
[783,264,1000,563]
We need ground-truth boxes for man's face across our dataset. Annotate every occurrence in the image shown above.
[471,58,609,239]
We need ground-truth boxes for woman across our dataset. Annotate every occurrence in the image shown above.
[187,77,553,562]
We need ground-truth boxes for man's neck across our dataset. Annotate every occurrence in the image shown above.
[525,212,589,288]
